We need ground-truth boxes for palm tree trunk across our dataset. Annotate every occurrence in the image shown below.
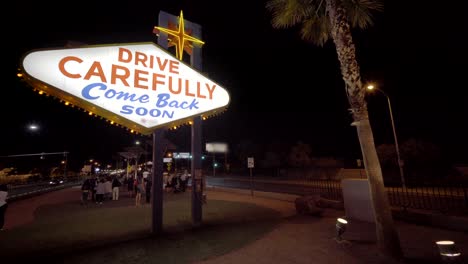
[325,0,402,259]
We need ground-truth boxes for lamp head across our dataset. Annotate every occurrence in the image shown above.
[436,241,461,260]
[335,218,348,240]
[366,84,375,91]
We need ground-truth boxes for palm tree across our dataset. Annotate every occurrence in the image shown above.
[266,0,402,259]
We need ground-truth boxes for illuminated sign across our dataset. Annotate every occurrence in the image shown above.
[174,152,191,159]
[154,10,204,60]
[206,142,228,153]
[20,43,230,134]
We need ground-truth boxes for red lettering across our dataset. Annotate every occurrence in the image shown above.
[134,70,148,89]
[59,56,82,78]
[152,73,165,91]
[169,60,179,74]
[135,52,148,67]
[83,61,107,82]
[111,64,130,87]
[118,48,132,63]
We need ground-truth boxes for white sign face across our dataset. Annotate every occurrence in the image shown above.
[174,152,191,159]
[247,157,254,168]
[206,142,228,153]
[163,157,173,163]
[21,43,230,134]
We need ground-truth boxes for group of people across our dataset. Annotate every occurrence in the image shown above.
[80,168,190,208]
[164,169,190,193]
[125,175,152,207]
[81,175,122,206]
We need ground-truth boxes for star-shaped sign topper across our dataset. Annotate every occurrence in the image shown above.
[153,10,205,61]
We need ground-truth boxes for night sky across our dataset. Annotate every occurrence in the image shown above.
[4,0,467,171]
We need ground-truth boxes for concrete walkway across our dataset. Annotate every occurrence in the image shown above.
[201,187,468,264]
[4,185,468,263]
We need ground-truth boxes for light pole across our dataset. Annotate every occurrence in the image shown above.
[367,84,406,188]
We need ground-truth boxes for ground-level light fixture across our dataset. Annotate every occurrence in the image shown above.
[436,241,461,263]
[336,218,348,241]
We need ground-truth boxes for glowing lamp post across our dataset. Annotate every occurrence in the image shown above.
[367,84,406,188]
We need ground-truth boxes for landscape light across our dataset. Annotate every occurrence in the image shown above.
[436,241,461,263]
[335,218,348,241]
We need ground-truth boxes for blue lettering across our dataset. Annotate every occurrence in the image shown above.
[180,101,189,109]
[154,93,199,110]
[139,95,149,103]
[169,101,178,108]
[162,111,174,118]
[156,93,170,107]
[82,82,150,103]
[104,89,117,98]
[187,99,199,110]
[150,109,161,117]
[136,107,147,116]
[120,105,174,119]
[120,105,133,114]
[82,83,107,100]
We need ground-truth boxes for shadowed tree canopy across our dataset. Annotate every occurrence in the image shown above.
[266,0,383,46]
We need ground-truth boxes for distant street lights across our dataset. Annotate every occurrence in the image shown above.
[367,84,406,188]
[28,124,39,131]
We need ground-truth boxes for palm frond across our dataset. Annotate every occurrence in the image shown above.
[343,0,383,29]
[266,0,317,28]
[300,16,331,46]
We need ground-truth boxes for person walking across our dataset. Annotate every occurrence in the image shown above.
[0,184,8,230]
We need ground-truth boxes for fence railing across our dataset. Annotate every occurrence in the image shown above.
[295,178,468,216]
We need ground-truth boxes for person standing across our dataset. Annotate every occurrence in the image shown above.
[127,177,134,197]
[0,184,8,230]
[96,178,106,204]
[142,170,150,180]
[89,177,97,202]
[180,169,189,192]
[144,177,152,203]
[81,178,91,206]
[104,176,113,201]
[112,176,122,201]
[135,177,143,207]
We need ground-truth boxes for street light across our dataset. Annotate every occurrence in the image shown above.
[367,84,406,188]
[28,124,39,131]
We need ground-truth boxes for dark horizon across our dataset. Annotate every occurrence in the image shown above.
[4,0,468,172]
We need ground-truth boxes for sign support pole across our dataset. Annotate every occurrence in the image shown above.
[158,10,204,226]
[248,157,254,196]
[250,168,254,196]
[151,129,164,235]
[191,116,203,225]
[189,14,204,226]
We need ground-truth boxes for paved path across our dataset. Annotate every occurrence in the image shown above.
[4,186,468,263]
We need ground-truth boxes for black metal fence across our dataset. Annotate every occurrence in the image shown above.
[386,185,468,215]
[302,178,468,216]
